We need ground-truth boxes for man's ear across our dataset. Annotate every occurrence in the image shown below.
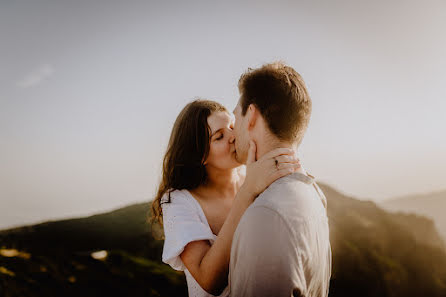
[247,104,257,130]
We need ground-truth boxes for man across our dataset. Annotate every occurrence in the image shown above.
[229,62,332,297]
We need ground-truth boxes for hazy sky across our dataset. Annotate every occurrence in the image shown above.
[1,0,445,229]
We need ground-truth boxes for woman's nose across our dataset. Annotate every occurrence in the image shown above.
[228,130,235,144]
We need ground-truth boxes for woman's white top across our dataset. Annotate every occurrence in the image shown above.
[161,189,230,297]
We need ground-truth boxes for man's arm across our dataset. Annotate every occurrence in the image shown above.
[229,205,306,297]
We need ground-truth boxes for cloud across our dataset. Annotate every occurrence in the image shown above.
[16,64,55,88]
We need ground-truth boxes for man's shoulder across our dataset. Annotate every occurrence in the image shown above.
[252,176,327,221]
[235,202,291,241]
[253,177,312,207]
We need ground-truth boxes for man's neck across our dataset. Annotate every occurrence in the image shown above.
[255,134,295,160]
[255,135,307,175]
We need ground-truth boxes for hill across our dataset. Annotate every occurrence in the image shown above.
[1,184,446,297]
[0,202,163,260]
[379,190,446,240]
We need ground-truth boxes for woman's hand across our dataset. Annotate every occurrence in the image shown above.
[240,140,301,199]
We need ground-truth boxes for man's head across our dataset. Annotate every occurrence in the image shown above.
[233,61,312,164]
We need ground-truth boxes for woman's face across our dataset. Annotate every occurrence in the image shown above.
[204,111,241,170]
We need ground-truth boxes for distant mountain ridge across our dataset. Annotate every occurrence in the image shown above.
[1,183,445,297]
[379,190,446,239]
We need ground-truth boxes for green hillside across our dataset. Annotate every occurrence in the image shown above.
[320,184,446,297]
[380,190,446,240]
[1,184,445,297]
[0,202,163,260]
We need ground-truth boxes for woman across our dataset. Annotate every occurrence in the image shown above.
[151,99,300,297]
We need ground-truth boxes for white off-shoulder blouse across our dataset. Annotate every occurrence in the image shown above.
[161,189,230,297]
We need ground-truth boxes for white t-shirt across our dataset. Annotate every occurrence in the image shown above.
[161,189,230,297]
[229,172,332,297]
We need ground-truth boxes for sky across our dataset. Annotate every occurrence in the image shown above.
[1,0,445,229]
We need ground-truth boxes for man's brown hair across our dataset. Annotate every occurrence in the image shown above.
[238,61,312,145]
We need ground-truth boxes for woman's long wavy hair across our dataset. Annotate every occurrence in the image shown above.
[150,99,227,235]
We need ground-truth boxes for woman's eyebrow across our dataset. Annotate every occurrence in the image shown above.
[211,128,223,137]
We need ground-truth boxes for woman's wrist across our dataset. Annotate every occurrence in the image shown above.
[237,183,257,203]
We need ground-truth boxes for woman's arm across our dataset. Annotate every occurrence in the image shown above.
[180,142,300,295]
[180,187,252,295]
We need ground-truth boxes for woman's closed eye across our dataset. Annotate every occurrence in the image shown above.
[215,133,223,140]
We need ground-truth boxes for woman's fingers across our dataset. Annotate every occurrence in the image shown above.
[246,140,257,165]
[243,146,299,198]
[260,147,295,161]
[271,163,301,180]
[274,154,300,164]
[274,162,301,171]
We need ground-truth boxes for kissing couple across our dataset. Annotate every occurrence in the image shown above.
[152,61,332,297]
